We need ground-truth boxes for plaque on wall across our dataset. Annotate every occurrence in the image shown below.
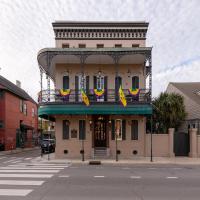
[71,129,77,138]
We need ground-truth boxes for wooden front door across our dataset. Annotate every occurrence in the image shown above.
[94,116,107,147]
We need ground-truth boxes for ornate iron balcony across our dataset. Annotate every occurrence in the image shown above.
[38,89,150,105]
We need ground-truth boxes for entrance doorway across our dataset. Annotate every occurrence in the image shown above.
[93,115,107,147]
[174,132,190,156]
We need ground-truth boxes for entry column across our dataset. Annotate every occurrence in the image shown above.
[189,128,198,158]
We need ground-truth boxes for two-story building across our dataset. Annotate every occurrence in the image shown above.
[0,75,38,150]
[38,21,152,159]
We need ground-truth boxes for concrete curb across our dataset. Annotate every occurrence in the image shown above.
[33,154,200,165]
[0,146,40,156]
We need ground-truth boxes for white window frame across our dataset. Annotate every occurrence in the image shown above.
[32,108,35,117]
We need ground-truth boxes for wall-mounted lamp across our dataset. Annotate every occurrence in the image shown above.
[66,120,70,126]
[89,120,93,131]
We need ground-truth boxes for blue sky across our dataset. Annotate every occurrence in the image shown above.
[0,0,199,99]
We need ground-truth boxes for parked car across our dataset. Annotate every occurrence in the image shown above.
[0,143,5,151]
[41,139,55,153]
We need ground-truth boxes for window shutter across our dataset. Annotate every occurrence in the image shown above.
[75,76,79,102]
[63,76,69,90]
[122,119,126,140]
[111,120,115,140]
[63,120,69,140]
[79,120,86,140]
[104,76,107,101]
[86,76,89,95]
[131,120,138,140]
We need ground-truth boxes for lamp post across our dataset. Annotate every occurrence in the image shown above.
[150,115,153,162]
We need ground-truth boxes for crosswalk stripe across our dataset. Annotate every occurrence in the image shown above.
[18,163,68,166]
[0,180,44,186]
[8,164,68,168]
[0,167,64,170]
[11,160,22,164]
[0,174,53,178]
[0,169,60,173]
[130,176,141,179]
[0,189,32,196]
[3,158,22,164]
[0,157,7,160]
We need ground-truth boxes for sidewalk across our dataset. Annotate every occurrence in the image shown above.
[0,146,40,156]
[33,153,200,165]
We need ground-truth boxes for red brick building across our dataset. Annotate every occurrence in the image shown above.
[0,75,38,151]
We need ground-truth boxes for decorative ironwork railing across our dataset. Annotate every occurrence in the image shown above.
[38,89,151,104]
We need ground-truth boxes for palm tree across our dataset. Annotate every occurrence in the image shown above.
[152,92,187,133]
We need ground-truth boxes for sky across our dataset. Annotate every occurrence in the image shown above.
[0,0,199,100]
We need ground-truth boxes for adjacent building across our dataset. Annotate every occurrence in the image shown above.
[166,82,200,157]
[37,21,152,159]
[0,75,38,150]
[167,82,200,134]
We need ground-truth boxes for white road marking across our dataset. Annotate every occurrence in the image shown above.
[8,164,68,168]
[0,174,53,178]
[3,158,22,164]
[0,169,59,173]
[122,167,130,170]
[166,176,178,179]
[24,158,32,160]
[0,167,64,170]
[0,180,44,186]
[59,175,70,178]
[0,157,7,160]
[11,160,22,164]
[94,176,105,178]
[130,176,141,179]
[0,189,32,196]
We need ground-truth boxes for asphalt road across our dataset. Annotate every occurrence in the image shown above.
[0,149,200,200]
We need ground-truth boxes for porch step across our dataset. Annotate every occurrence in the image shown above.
[93,148,109,159]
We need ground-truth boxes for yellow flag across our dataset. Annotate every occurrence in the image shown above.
[119,85,127,107]
[81,89,90,106]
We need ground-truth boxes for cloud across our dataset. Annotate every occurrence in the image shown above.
[153,57,200,96]
[0,0,199,100]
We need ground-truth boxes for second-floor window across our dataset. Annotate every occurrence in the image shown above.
[20,100,23,113]
[63,76,69,90]
[32,108,35,117]
[132,76,139,89]
[23,103,27,116]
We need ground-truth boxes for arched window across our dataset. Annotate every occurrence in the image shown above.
[132,76,139,89]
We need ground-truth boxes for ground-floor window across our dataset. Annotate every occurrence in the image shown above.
[131,120,138,140]
[111,119,126,140]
